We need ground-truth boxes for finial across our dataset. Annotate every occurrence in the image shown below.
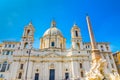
[51,20,56,28]
[73,21,77,27]
[29,21,32,25]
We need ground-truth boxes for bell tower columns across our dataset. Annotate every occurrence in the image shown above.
[20,22,35,49]
[71,24,83,50]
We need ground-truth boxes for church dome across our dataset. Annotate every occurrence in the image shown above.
[43,27,62,36]
[43,20,63,36]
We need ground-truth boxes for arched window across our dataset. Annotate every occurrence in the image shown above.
[27,30,31,36]
[80,63,82,68]
[75,31,78,37]
[76,43,80,50]
[106,46,109,51]
[101,45,103,48]
[51,42,55,47]
[66,69,68,71]
[20,64,24,69]
[18,72,22,79]
[81,71,84,77]
[1,61,7,72]
[6,51,10,55]
[24,43,29,49]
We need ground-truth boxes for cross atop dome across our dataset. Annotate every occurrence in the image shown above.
[29,21,32,26]
[51,20,56,28]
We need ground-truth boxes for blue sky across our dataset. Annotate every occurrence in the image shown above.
[0,0,120,52]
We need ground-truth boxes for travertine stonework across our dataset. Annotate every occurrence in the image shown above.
[0,20,118,80]
[113,51,120,75]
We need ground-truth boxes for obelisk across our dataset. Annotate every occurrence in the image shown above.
[86,15,101,63]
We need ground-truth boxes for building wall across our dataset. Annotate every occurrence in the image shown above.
[0,46,117,80]
[0,21,118,80]
[10,51,90,80]
[113,51,120,75]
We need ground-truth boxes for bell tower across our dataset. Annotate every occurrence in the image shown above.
[20,22,35,49]
[71,23,83,50]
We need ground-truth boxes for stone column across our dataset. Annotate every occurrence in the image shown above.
[71,59,76,80]
[72,61,79,79]
[27,61,33,80]
[10,61,19,80]
[58,62,63,80]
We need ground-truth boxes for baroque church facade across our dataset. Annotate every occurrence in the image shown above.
[0,17,118,80]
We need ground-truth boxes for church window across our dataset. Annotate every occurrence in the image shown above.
[36,69,39,72]
[80,63,82,68]
[101,45,103,48]
[75,31,78,37]
[24,43,29,48]
[76,43,80,50]
[106,47,109,51]
[20,64,24,69]
[81,71,84,77]
[1,61,7,72]
[6,51,10,55]
[51,42,55,47]
[66,69,68,71]
[8,44,11,48]
[27,30,31,36]
[18,72,22,79]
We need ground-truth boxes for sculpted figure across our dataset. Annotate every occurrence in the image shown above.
[86,59,106,80]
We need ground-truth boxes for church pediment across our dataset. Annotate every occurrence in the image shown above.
[43,53,61,58]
